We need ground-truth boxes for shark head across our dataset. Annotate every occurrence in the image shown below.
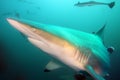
[7,18,64,54]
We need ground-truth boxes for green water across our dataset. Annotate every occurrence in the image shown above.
[0,0,120,80]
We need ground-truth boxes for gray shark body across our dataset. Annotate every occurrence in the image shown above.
[74,1,115,8]
[7,18,111,80]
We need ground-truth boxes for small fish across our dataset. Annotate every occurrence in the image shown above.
[74,1,115,9]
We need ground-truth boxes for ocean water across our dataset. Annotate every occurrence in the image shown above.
[0,0,120,80]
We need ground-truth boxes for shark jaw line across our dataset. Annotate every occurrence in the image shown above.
[28,37,49,48]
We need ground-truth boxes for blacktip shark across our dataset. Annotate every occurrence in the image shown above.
[74,1,115,9]
[7,18,114,80]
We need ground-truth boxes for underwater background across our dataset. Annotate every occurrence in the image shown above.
[0,0,120,80]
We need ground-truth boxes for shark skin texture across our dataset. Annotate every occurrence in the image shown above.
[7,18,110,80]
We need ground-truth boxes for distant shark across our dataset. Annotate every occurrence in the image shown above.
[74,1,115,9]
[7,18,114,80]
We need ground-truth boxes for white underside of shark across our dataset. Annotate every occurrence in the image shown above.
[7,18,111,80]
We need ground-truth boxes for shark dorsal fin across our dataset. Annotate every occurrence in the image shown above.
[92,23,106,40]
[96,23,106,37]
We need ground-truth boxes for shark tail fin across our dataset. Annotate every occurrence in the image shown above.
[108,2,115,8]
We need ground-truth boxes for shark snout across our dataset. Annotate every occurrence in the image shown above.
[7,18,27,33]
[7,18,38,39]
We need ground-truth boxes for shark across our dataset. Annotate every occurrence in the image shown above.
[7,18,114,80]
[74,1,115,9]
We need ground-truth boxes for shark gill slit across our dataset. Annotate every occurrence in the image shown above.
[76,49,80,61]
[81,53,85,64]
[84,53,88,63]
[74,47,80,60]
[81,53,85,63]
[84,52,91,65]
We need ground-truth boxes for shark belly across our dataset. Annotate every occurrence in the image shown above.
[28,31,89,71]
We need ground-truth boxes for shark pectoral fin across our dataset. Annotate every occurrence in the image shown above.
[44,60,62,72]
[85,65,105,80]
